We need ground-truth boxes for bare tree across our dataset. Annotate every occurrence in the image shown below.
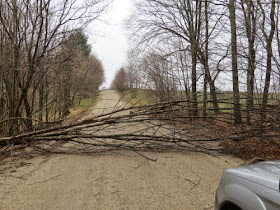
[127,0,205,118]
[257,0,276,121]
[229,0,242,125]
[0,0,109,135]
[111,67,128,92]
[240,0,257,124]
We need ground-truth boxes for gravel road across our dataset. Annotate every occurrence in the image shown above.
[0,90,242,210]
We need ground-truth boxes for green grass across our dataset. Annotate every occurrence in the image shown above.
[78,97,96,109]
[68,95,98,118]
[124,89,157,106]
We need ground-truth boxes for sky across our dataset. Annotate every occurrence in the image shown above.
[88,0,133,88]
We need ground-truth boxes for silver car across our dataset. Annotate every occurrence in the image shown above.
[215,161,280,210]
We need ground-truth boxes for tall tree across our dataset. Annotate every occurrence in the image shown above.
[68,29,92,57]
[258,0,276,121]
[128,0,206,117]
[229,0,242,124]
[198,0,219,115]
[241,0,257,124]
[111,68,127,92]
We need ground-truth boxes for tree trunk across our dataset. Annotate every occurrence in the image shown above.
[22,89,33,130]
[205,0,219,114]
[242,0,256,125]
[191,47,198,118]
[229,0,242,125]
[8,0,20,135]
[203,73,208,120]
[39,83,44,122]
[260,0,276,122]
[189,0,202,119]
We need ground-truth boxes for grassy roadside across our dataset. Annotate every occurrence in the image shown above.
[122,89,157,106]
[67,94,99,121]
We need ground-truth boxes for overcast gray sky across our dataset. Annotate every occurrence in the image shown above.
[88,0,133,88]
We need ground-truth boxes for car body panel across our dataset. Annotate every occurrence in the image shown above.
[225,161,280,191]
[215,161,280,210]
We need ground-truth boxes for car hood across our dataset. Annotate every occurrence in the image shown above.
[225,161,280,192]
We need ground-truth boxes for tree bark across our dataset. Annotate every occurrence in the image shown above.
[229,0,242,125]
[259,0,276,122]
[242,0,256,125]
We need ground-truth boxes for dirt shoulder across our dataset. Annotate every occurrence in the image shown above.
[0,90,242,210]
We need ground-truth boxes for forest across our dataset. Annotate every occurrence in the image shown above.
[0,0,108,136]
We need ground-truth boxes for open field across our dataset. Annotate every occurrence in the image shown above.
[124,89,280,113]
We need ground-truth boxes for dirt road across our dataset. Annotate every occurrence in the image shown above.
[0,90,242,210]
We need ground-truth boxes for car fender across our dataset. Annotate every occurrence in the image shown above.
[221,183,266,210]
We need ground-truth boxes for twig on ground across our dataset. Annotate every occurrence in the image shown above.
[28,174,62,185]
[133,150,157,162]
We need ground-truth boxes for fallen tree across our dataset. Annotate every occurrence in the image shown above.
[1,98,278,157]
